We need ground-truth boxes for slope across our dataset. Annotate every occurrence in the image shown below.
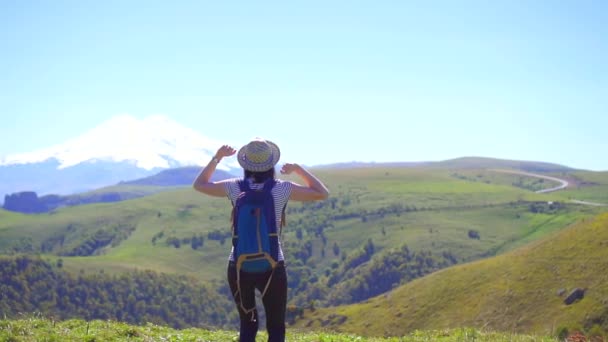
[294,212,608,336]
[430,157,575,172]
[121,166,234,186]
[0,166,592,290]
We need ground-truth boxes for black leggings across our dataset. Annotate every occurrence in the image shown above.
[227,262,287,342]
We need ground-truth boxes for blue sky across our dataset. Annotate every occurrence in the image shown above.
[1,1,607,170]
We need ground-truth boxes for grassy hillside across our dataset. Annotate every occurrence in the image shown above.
[556,170,608,204]
[315,157,575,174]
[120,166,234,186]
[0,167,579,284]
[1,165,606,330]
[74,184,172,197]
[0,256,235,329]
[0,317,561,341]
[429,157,574,172]
[294,212,608,337]
[0,188,232,282]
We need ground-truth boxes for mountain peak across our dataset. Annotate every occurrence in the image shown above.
[0,115,235,171]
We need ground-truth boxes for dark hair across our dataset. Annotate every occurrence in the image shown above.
[244,168,275,183]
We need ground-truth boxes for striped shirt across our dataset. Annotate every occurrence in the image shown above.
[224,178,293,262]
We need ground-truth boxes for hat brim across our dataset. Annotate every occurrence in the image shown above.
[237,140,281,172]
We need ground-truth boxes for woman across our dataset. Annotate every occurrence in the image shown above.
[193,138,329,342]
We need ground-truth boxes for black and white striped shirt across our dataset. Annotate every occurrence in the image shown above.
[224,178,293,262]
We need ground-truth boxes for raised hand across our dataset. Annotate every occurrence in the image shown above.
[280,163,301,175]
[216,145,237,159]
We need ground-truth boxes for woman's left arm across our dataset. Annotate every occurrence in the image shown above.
[193,145,236,197]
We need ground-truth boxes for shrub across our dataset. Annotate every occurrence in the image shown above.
[555,325,569,340]
[468,229,480,240]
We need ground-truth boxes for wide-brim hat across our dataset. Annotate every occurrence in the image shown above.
[237,138,281,172]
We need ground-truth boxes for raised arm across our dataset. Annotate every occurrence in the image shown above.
[280,163,329,201]
[193,145,236,197]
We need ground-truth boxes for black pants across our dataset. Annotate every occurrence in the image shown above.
[227,262,287,342]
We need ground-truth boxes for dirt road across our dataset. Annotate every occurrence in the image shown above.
[489,169,605,206]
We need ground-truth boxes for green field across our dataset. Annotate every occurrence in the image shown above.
[0,166,582,284]
[0,166,605,285]
[555,170,608,204]
[1,162,608,337]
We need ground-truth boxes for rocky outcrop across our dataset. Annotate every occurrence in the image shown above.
[2,191,125,214]
[3,192,46,213]
[564,288,586,305]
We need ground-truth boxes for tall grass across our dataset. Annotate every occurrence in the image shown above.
[0,317,559,342]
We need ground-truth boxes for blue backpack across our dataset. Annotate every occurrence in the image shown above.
[231,179,280,274]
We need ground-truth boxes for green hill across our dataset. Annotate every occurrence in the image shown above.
[0,256,235,329]
[1,164,606,331]
[121,166,234,186]
[557,170,608,204]
[294,212,608,337]
[0,166,577,283]
[430,157,575,172]
[315,157,575,173]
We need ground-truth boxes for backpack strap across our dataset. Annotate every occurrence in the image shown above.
[262,180,280,260]
[237,179,250,192]
[261,178,276,192]
[255,178,283,238]
[280,204,287,231]
[235,260,278,320]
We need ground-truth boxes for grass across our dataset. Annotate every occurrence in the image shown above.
[0,317,560,341]
[293,212,608,337]
[550,170,608,204]
[2,165,608,338]
[0,209,28,228]
[0,167,603,286]
[303,203,592,275]
[450,169,563,192]
[82,184,175,195]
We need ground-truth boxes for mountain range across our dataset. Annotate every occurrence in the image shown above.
[0,114,581,205]
[0,115,240,200]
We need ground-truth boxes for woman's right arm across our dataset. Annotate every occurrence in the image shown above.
[281,163,329,201]
[192,145,236,197]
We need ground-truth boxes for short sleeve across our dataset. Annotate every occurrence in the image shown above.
[272,180,293,209]
[224,178,242,204]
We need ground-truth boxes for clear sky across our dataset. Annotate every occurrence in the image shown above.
[1,1,607,170]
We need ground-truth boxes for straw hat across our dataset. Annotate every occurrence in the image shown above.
[237,138,281,172]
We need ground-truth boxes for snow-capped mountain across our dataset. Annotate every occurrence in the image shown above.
[0,115,239,198]
[1,115,236,171]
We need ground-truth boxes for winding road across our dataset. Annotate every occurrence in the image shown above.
[489,169,569,193]
[489,169,606,206]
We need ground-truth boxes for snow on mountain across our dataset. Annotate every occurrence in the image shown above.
[0,115,237,171]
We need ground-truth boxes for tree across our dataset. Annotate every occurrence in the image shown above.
[332,242,340,257]
[166,237,181,248]
[190,235,204,250]
[364,238,375,256]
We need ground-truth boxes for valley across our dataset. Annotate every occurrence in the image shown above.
[1,159,607,337]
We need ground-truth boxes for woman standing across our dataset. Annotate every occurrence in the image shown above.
[193,138,329,342]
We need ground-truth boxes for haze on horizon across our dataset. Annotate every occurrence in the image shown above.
[1,1,607,171]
